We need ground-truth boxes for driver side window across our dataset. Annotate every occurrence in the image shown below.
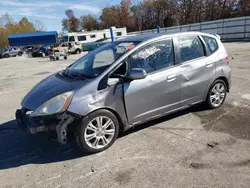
[129,39,174,73]
[110,61,128,78]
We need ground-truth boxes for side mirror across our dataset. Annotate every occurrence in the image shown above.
[128,68,147,80]
[107,78,120,87]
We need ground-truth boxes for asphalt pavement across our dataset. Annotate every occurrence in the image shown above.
[0,43,250,188]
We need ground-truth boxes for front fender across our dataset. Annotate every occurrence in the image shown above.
[67,84,129,129]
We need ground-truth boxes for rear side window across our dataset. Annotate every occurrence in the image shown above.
[69,36,75,42]
[178,35,205,62]
[78,36,86,41]
[202,36,219,54]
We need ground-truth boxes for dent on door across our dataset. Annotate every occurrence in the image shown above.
[124,66,182,125]
[181,57,216,104]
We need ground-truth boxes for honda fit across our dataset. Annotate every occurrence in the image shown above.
[16,32,231,153]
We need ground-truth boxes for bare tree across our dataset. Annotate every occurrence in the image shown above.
[62,9,79,32]
[79,15,99,31]
[60,0,250,32]
[34,20,46,31]
[0,13,14,28]
[100,6,121,28]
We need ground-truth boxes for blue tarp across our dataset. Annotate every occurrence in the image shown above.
[8,31,58,46]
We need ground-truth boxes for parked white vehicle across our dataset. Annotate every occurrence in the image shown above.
[53,42,82,54]
[62,27,127,44]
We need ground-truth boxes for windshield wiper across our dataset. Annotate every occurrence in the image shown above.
[63,70,79,80]
[63,70,90,80]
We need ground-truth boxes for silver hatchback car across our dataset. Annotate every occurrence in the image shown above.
[16,32,231,153]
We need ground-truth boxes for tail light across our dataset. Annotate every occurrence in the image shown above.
[225,56,229,64]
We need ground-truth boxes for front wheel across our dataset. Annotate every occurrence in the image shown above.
[75,109,119,153]
[76,49,81,54]
[206,79,227,109]
[4,54,9,58]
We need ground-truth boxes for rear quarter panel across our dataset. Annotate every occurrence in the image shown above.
[205,39,231,98]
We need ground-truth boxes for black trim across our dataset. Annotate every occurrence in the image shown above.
[199,35,211,56]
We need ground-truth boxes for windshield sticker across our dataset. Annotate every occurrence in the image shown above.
[116,42,135,53]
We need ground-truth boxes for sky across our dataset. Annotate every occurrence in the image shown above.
[0,0,129,32]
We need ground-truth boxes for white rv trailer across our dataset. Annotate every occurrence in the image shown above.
[62,27,127,44]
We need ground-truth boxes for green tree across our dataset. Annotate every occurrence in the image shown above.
[19,17,35,32]
[0,15,37,49]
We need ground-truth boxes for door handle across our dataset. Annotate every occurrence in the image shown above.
[167,74,176,82]
[206,61,213,67]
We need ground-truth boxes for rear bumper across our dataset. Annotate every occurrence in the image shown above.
[15,109,79,143]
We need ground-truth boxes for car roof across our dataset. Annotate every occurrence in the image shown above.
[118,31,216,43]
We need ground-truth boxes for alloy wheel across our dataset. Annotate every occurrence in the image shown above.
[84,116,115,149]
[209,83,226,107]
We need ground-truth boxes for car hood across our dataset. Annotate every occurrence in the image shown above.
[21,71,89,110]
[32,50,41,53]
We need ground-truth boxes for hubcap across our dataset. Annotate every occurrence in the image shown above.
[84,116,115,149]
[210,83,226,107]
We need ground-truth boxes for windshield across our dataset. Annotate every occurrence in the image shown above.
[65,41,139,79]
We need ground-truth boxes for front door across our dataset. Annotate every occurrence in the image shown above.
[8,48,15,56]
[123,39,182,125]
[176,35,216,105]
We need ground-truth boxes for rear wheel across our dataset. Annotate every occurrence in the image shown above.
[75,109,119,153]
[206,79,227,109]
[18,51,22,56]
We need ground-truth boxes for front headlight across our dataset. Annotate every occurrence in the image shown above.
[31,91,74,117]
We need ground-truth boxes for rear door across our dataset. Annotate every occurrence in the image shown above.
[123,38,182,124]
[8,48,15,56]
[176,35,216,105]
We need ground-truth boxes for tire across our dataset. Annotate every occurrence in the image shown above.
[205,79,227,109]
[76,49,81,54]
[75,109,119,153]
[4,54,9,58]
[18,52,22,56]
[56,57,59,61]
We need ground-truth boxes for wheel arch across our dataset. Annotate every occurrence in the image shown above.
[216,76,229,92]
[204,76,230,101]
[81,107,126,132]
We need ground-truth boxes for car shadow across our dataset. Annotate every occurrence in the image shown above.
[0,105,206,170]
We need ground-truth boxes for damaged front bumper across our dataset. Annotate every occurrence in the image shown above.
[15,108,79,144]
